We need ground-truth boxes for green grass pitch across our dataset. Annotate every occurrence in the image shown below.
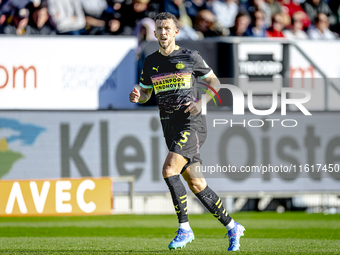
[0,212,339,254]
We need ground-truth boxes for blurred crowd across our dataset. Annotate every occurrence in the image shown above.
[0,0,339,40]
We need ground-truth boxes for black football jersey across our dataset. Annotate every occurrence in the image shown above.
[139,46,212,120]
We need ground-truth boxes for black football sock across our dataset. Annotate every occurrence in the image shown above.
[195,185,232,226]
[164,175,189,223]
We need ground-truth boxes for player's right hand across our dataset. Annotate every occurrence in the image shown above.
[129,87,140,103]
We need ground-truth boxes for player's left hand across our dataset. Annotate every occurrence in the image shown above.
[184,101,201,116]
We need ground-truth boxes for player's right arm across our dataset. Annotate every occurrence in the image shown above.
[129,86,153,103]
[130,58,154,104]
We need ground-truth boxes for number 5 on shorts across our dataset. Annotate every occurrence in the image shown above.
[180,131,191,144]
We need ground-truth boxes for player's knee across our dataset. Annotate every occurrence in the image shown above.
[162,165,176,178]
[188,178,207,194]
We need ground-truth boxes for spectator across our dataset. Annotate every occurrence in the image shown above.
[187,0,209,20]
[279,0,310,29]
[302,0,336,27]
[265,0,283,18]
[81,0,107,18]
[134,17,156,40]
[106,0,125,12]
[176,18,200,40]
[105,13,125,35]
[238,0,247,6]
[211,0,239,29]
[229,11,251,36]
[163,0,193,27]
[25,1,56,35]
[328,0,340,34]
[1,0,29,33]
[0,0,30,17]
[248,8,267,37]
[80,0,108,35]
[134,17,157,54]
[3,7,29,35]
[266,12,285,37]
[194,9,227,37]
[283,11,308,39]
[118,0,160,35]
[191,0,208,13]
[0,0,6,33]
[103,0,127,35]
[164,0,206,26]
[244,0,271,27]
[47,0,86,35]
[307,12,336,39]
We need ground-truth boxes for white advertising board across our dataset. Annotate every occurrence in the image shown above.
[0,111,339,193]
[290,41,340,110]
[0,37,137,110]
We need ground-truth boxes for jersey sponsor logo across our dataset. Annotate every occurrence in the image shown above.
[176,62,185,70]
[152,66,159,72]
[154,82,190,94]
[152,73,191,94]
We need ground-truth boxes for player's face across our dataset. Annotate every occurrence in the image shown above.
[154,19,178,50]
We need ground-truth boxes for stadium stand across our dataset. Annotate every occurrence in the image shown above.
[0,0,339,38]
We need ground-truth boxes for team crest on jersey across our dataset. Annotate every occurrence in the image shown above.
[176,62,185,70]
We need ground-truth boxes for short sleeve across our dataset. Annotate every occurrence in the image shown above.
[192,52,213,79]
[139,60,153,89]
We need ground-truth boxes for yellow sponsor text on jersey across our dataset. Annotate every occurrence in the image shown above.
[152,73,191,94]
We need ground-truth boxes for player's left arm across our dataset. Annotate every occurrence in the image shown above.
[184,72,220,116]
[201,72,220,104]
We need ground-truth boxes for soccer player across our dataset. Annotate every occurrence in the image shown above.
[129,12,245,252]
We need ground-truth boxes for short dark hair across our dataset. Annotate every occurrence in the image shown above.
[235,11,250,22]
[314,12,327,24]
[154,12,177,28]
[250,8,264,21]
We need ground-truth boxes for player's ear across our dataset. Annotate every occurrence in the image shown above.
[174,28,179,37]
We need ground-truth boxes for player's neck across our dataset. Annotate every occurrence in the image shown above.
[159,42,176,56]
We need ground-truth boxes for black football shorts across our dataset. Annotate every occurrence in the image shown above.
[165,122,207,173]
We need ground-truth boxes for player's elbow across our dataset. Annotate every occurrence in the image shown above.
[139,91,152,103]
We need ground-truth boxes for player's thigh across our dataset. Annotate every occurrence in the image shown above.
[182,162,207,194]
[162,151,188,178]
